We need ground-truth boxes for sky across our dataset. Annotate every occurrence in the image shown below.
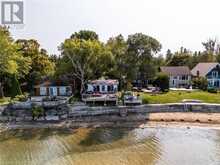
[6,0,220,55]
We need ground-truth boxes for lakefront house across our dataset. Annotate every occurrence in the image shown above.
[160,66,192,88]
[34,80,74,96]
[191,62,220,88]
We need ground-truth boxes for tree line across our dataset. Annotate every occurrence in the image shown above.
[1,26,220,98]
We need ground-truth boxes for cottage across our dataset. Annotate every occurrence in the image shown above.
[191,62,220,88]
[160,66,191,88]
[86,79,119,94]
[34,80,73,96]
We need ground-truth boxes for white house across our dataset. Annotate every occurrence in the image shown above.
[160,66,192,88]
[86,79,119,94]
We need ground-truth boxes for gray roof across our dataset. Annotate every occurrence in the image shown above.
[160,66,191,76]
[191,63,219,77]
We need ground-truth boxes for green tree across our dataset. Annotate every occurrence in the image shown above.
[106,34,128,88]
[70,30,99,41]
[192,77,208,91]
[16,39,55,92]
[0,26,30,98]
[59,38,113,94]
[126,33,162,84]
[10,74,22,98]
[154,73,169,92]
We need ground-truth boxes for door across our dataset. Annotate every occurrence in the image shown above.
[49,87,57,96]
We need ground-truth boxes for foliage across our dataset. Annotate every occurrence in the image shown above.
[207,88,218,94]
[126,33,162,81]
[70,30,99,41]
[9,74,22,98]
[12,94,28,102]
[140,91,220,104]
[0,26,31,98]
[59,36,114,94]
[68,96,79,104]
[0,97,10,105]
[106,34,127,83]
[31,106,45,120]
[154,73,169,92]
[192,77,208,91]
[16,39,55,92]
[142,97,149,104]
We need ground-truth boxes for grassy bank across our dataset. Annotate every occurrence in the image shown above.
[0,97,10,105]
[140,91,220,104]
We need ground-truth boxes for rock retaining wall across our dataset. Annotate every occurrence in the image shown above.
[1,103,220,123]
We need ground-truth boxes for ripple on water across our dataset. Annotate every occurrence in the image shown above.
[0,127,220,165]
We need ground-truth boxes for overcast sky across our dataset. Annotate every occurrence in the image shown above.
[8,0,220,55]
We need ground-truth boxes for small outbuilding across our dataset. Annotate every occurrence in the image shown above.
[34,80,73,96]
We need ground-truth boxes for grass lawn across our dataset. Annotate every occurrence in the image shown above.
[140,91,220,104]
[0,97,10,105]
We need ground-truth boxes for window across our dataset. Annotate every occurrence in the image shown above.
[212,71,218,78]
[181,75,188,80]
[40,87,47,96]
[102,85,105,92]
[59,87,66,96]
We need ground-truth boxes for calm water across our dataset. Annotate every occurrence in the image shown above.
[0,126,220,165]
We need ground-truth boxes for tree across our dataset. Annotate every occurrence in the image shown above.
[192,77,208,91]
[165,49,173,63]
[0,26,30,98]
[126,33,162,85]
[16,39,55,92]
[106,34,128,88]
[10,74,22,98]
[59,38,113,94]
[154,73,169,92]
[70,30,99,41]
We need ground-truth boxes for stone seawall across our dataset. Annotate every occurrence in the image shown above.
[1,103,220,123]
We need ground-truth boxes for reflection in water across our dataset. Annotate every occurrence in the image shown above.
[0,127,220,165]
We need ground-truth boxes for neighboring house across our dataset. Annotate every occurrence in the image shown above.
[191,62,220,88]
[34,80,73,96]
[160,66,191,88]
[86,79,119,94]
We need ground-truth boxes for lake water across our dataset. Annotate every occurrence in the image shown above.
[0,126,220,165]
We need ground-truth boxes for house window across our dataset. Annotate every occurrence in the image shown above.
[212,71,218,78]
[181,75,188,80]
[40,87,47,96]
[59,87,66,96]
[102,85,105,92]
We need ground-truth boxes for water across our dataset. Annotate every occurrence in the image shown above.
[0,126,220,165]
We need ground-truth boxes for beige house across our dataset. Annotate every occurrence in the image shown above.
[160,66,192,88]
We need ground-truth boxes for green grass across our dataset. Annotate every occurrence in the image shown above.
[140,91,220,104]
[0,97,10,105]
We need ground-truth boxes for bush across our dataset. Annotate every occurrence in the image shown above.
[208,88,218,93]
[142,97,149,104]
[154,73,169,92]
[68,96,79,104]
[31,106,45,120]
[192,77,208,91]
[13,95,28,102]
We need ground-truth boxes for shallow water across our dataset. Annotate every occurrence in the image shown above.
[0,126,220,165]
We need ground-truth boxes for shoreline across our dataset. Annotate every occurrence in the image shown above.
[2,112,220,131]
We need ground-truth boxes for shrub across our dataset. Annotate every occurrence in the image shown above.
[154,73,169,92]
[13,95,28,102]
[208,88,218,93]
[68,96,79,104]
[31,106,45,120]
[192,77,208,91]
[126,81,133,91]
[142,97,149,104]
[10,74,22,98]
